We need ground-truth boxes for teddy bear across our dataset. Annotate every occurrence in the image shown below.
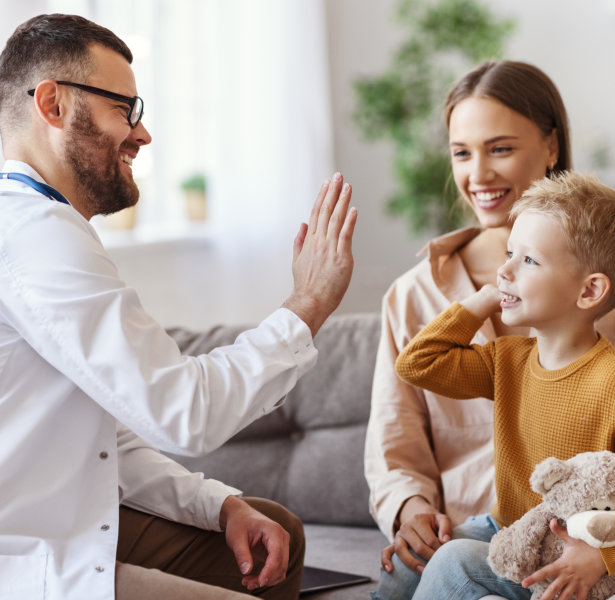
[488,451,615,600]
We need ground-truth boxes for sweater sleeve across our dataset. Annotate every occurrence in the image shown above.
[600,546,615,576]
[395,302,496,401]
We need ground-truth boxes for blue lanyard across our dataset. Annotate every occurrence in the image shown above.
[0,172,70,205]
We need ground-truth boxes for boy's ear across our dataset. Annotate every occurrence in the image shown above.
[30,80,67,129]
[578,273,611,310]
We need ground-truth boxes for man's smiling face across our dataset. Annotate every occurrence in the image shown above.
[62,43,151,218]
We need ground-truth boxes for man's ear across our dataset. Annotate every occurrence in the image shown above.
[30,80,67,129]
[578,273,611,311]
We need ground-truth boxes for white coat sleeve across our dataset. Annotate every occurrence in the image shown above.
[0,202,318,456]
[116,422,240,531]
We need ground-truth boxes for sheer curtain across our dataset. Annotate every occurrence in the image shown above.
[204,0,334,313]
[208,0,333,233]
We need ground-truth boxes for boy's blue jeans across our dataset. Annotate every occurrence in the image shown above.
[371,514,531,600]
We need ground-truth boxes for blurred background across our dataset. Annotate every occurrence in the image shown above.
[2,0,615,329]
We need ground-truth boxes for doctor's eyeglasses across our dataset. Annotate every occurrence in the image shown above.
[27,81,144,129]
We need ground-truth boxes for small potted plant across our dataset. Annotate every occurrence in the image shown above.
[181,173,207,221]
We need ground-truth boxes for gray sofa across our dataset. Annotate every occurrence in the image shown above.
[167,312,386,598]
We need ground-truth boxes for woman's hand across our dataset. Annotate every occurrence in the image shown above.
[381,496,452,575]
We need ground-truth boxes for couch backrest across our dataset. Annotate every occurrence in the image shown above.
[166,312,381,527]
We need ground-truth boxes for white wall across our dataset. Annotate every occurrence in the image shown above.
[491,0,615,175]
[3,1,615,329]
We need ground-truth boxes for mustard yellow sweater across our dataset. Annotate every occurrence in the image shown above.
[396,302,615,572]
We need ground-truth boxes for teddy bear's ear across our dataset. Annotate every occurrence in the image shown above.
[530,456,573,495]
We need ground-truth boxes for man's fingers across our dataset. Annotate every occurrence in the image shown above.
[336,201,357,255]
[307,178,331,235]
[315,172,344,235]
[325,181,352,241]
[259,535,288,587]
[232,544,253,578]
[242,533,288,590]
[283,171,356,337]
[240,545,284,591]
[293,222,308,261]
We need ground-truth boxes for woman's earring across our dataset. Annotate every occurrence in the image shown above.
[547,161,556,176]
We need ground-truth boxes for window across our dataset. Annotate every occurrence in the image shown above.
[45,0,333,249]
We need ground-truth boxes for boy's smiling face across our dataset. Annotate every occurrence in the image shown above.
[497,211,589,331]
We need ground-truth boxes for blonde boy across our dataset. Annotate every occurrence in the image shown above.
[395,171,615,599]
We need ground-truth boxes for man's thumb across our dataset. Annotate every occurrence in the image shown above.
[232,543,253,575]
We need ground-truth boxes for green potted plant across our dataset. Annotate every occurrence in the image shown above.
[353,0,515,234]
[181,173,208,221]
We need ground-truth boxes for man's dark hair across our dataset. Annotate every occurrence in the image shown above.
[0,13,132,135]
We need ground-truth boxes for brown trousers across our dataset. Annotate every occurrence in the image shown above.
[115,497,305,600]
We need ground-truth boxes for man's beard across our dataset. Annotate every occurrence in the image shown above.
[64,100,140,216]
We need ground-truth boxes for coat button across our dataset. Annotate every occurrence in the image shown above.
[95,566,105,573]
[99,451,108,460]
[100,524,110,531]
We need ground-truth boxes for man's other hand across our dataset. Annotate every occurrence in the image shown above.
[219,495,290,591]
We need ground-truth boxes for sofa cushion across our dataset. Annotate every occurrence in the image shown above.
[166,312,381,527]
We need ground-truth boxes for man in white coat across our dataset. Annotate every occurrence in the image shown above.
[0,13,357,600]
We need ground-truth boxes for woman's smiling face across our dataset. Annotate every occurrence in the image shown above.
[448,96,558,230]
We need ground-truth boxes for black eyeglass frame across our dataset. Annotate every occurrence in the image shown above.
[27,81,144,128]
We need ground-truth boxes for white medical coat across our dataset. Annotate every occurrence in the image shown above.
[0,160,318,600]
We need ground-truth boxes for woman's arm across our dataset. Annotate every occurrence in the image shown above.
[366,288,455,573]
[366,301,445,540]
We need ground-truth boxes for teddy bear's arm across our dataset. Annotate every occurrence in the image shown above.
[488,507,553,583]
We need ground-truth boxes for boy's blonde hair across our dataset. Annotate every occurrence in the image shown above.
[511,171,615,313]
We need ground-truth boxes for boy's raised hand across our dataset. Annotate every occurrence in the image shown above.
[460,284,502,321]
